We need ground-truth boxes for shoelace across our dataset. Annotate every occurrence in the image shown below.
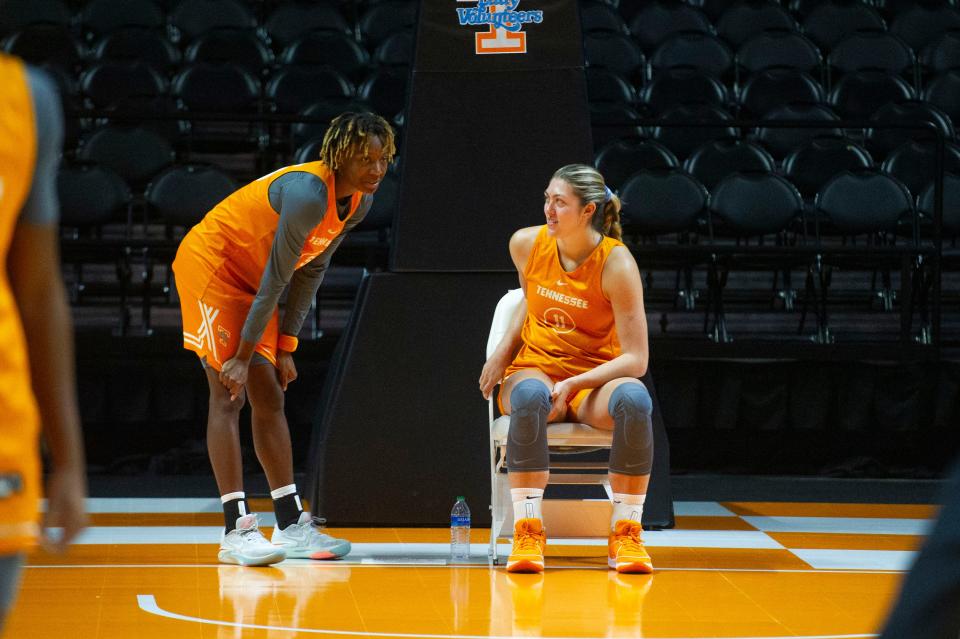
[617,525,643,552]
[238,526,265,542]
[515,528,543,554]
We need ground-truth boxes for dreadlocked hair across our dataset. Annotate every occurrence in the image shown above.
[551,164,622,241]
[320,112,396,171]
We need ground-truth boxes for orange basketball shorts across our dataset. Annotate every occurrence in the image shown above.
[177,281,280,372]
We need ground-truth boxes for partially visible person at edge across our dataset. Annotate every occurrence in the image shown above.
[479,163,654,574]
[172,112,395,566]
[877,456,960,639]
[0,52,88,629]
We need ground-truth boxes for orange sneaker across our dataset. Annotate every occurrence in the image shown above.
[506,518,546,573]
[608,520,653,574]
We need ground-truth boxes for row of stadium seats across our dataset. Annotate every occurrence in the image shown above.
[583,29,960,89]
[597,135,960,200]
[55,154,957,246]
[0,0,413,47]
[605,0,960,52]
[56,158,954,342]
[589,98,956,156]
[2,24,410,81]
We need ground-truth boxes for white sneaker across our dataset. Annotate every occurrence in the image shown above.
[272,512,352,559]
[219,514,287,566]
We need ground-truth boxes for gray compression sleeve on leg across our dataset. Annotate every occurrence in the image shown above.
[506,379,551,472]
[608,382,654,476]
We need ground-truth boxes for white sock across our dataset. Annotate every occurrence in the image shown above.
[611,492,645,529]
[511,488,544,522]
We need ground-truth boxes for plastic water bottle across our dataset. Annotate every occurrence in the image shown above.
[450,496,471,561]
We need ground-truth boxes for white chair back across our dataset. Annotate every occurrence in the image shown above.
[486,288,524,358]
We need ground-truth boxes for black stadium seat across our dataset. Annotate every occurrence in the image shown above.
[684,139,776,190]
[738,68,825,118]
[78,0,164,39]
[829,70,916,120]
[80,61,167,108]
[783,136,874,199]
[736,30,822,78]
[883,140,960,198]
[924,71,960,125]
[146,163,238,233]
[0,0,70,34]
[594,138,680,190]
[1,24,82,73]
[77,125,176,189]
[184,28,274,77]
[585,68,637,105]
[266,66,354,114]
[801,0,886,52]
[815,169,914,235]
[650,32,734,78]
[652,104,738,160]
[641,68,730,115]
[866,100,954,157]
[827,32,915,79]
[584,31,645,82]
[716,1,798,48]
[620,168,709,236]
[91,28,181,73]
[753,103,842,159]
[280,31,370,80]
[890,4,960,53]
[264,1,351,48]
[168,0,256,43]
[629,1,713,52]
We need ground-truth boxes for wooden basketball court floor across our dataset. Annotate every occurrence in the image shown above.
[6,498,935,638]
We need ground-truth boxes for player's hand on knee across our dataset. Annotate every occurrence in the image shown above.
[549,378,577,420]
[277,351,298,391]
[219,357,249,401]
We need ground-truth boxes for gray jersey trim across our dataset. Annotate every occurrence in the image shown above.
[240,171,372,344]
[20,67,62,226]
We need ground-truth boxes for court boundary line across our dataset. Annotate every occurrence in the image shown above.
[28,564,907,573]
[137,594,880,639]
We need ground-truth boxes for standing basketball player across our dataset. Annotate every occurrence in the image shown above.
[0,53,87,627]
[172,113,395,566]
[479,164,654,574]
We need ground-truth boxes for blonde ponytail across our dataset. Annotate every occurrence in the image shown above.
[552,164,621,239]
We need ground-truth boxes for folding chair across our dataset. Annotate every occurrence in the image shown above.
[486,288,617,565]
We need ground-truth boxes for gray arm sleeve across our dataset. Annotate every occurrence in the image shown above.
[239,173,328,344]
[279,194,373,337]
[20,67,63,226]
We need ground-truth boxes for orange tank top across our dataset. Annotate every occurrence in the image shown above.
[174,161,363,296]
[506,225,624,381]
[0,53,42,553]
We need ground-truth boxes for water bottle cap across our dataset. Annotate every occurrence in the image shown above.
[456,496,465,500]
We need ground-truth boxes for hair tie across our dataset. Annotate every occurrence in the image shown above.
[603,185,614,203]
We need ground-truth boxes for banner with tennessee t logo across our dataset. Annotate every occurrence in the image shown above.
[456,0,543,55]
[395,0,590,271]
[413,0,581,71]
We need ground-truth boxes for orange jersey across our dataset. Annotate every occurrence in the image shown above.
[505,225,624,381]
[173,161,363,298]
[172,162,362,367]
[0,53,42,553]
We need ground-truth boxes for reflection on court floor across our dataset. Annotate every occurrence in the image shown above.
[6,499,933,639]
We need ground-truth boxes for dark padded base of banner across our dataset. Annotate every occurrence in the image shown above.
[392,66,593,272]
[307,272,674,528]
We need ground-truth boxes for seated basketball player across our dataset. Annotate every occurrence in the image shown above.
[173,113,396,566]
[479,164,654,574]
